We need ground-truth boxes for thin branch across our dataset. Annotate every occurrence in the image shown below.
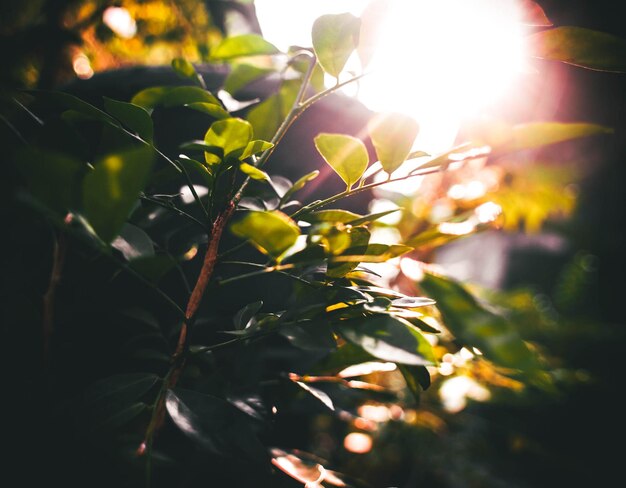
[140,194,207,229]
[42,230,67,368]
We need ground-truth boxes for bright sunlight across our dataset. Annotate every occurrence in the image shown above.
[256,0,529,154]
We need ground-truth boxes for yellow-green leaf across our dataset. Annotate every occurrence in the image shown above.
[240,140,273,160]
[171,58,197,79]
[239,162,270,181]
[312,13,361,77]
[83,146,154,243]
[224,63,274,97]
[368,112,419,174]
[185,102,230,120]
[231,211,300,261]
[204,118,253,159]
[528,26,626,72]
[501,122,613,153]
[210,34,280,61]
[131,86,220,112]
[314,133,368,189]
[103,97,153,141]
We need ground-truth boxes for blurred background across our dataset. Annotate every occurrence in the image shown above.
[1,1,625,486]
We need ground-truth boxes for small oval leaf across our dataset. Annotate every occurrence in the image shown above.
[210,34,280,61]
[368,112,419,174]
[314,133,369,189]
[231,210,300,261]
[312,13,361,77]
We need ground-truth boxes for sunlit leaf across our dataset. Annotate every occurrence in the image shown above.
[528,26,626,72]
[271,448,346,486]
[420,271,541,373]
[166,388,267,462]
[103,97,153,141]
[347,208,403,226]
[500,122,613,153]
[300,209,362,224]
[391,296,436,308]
[281,170,320,204]
[518,0,552,26]
[241,139,273,160]
[326,227,370,278]
[368,112,419,174]
[231,210,300,261]
[204,118,253,159]
[171,58,197,79]
[210,34,280,61]
[239,162,270,181]
[185,102,230,120]
[83,145,154,242]
[312,13,361,77]
[131,86,221,112]
[314,133,369,189]
[336,315,436,366]
[16,148,84,213]
[224,63,274,97]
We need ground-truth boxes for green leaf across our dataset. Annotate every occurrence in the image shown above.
[420,272,540,373]
[312,342,376,375]
[28,90,119,127]
[300,209,362,224]
[326,227,369,278]
[171,58,197,79]
[83,373,160,407]
[210,34,280,61]
[231,210,300,261]
[336,315,436,366]
[331,243,413,263]
[281,170,320,204]
[224,63,274,97]
[131,86,221,112]
[246,80,299,141]
[16,148,84,213]
[347,208,403,226]
[312,13,361,77]
[368,112,419,174]
[234,300,263,330]
[399,364,431,401]
[83,145,154,243]
[185,102,230,120]
[528,26,626,72]
[103,97,153,141]
[240,139,273,160]
[166,388,267,463]
[499,122,613,153]
[179,155,213,186]
[112,223,155,261]
[129,255,177,283]
[314,133,369,189]
[204,118,253,159]
[280,320,337,352]
[239,162,270,181]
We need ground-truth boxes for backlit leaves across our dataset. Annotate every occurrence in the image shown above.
[210,34,280,61]
[131,86,221,112]
[336,315,436,366]
[528,26,626,72]
[204,118,253,160]
[312,13,361,77]
[103,97,153,141]
[231,210,300,261]
[369,112,419,174]
[314,133,369,189]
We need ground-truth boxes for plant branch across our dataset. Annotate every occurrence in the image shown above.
[140,194,207,229]
[42,230,67,368]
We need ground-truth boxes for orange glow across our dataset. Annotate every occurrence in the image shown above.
[343,432,373,454]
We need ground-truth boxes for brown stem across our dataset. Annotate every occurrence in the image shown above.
[42,231,67,369]
[140,202,235,455]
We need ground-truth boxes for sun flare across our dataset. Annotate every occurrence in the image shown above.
[256,0,529,154]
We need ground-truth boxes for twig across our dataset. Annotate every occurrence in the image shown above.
[42,230,67,368]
